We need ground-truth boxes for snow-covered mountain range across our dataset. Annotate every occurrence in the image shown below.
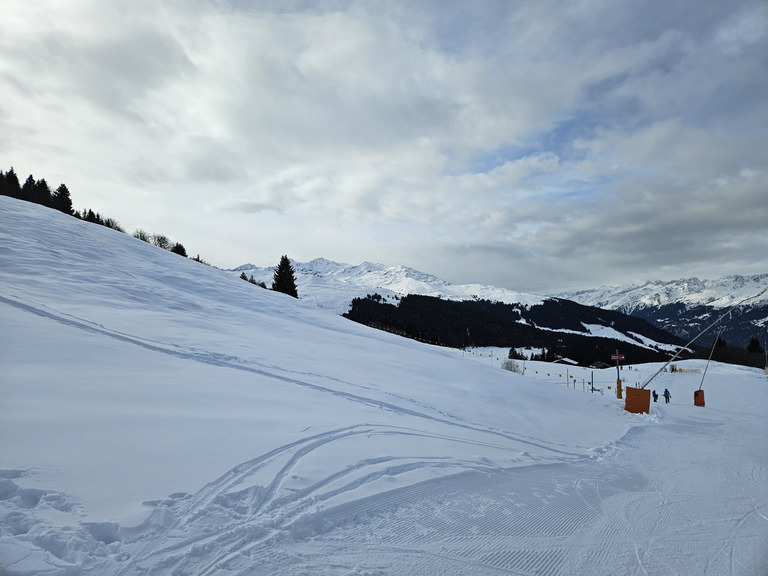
[554,274,768,312]
[230,261,768,349]
[232,260,768,315]
[231,258,544,315]
[555,275,768,348]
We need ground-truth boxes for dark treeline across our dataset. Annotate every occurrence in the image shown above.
[1,167,76,217]
[344,294,689,365]
[240,272,267,288]
[344,294,767,369]
[703,336,766,369]
[0,166,200,261]
[1,165,300,294]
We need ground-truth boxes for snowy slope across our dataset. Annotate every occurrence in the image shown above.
[232,258,544,314]
[555,274,768,312]
[1,196,767,576]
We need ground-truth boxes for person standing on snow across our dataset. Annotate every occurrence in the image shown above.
[652,390,658,402]
[663,388,671,404]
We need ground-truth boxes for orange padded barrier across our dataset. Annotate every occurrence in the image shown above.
[624,386,651,414]
[694,389,705,407]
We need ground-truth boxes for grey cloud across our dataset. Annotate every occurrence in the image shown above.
[8,23,192,122]
[184,145,242,184]
[2,0,766,292]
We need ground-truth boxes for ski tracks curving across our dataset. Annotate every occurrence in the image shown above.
[106,422,555,575]
[4,295,767,575]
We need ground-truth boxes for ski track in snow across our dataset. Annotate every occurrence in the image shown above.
[8,411,763,576]
[2,290,768,574]
[3,380,767,575]
[0,292,585,459]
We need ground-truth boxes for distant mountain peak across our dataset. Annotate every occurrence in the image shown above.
[555,273,768,347]
[232,262,261,272]
[557,273,768,311]
[228,259,544,314]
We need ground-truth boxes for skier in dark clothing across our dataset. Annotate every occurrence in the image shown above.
[652,390,658,402]
[663,388,671,404]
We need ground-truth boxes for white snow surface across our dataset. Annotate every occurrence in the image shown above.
[232,258,544,314]
[1,196,767,575]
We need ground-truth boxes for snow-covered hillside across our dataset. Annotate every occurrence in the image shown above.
[232,258,544,314]
[1,196,767,575]
[555,274,768,312]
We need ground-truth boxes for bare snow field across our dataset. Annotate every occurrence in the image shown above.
[1,196,767,575]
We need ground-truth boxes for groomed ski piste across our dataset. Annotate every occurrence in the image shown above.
[1,195,767,575]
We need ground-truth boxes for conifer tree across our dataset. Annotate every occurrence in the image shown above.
[171,242,188,257]
[51,183,74,215]
[0,168,21,198]
[21,175,36,202]
[271,255,299,298]
[746,337,764,354]
[31,178,52,206]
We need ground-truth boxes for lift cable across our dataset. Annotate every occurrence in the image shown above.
[640,285,768,390]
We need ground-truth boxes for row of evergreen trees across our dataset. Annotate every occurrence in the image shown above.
[344,293,684,365]
[1,166,300,298]
[0,166,190,253]
[1,167,75,216]
[703,336,766,368]
[345,292,767,368]
[512,337,765,368]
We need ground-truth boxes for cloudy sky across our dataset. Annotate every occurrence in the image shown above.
[2,0,767,293]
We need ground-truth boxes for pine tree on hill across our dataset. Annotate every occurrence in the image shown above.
[21,175,36,202]
[52,183,74,215]
[272,255,299,298]
[31,178,52,207]
[0,168,21,198]
[170,242,188,257]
